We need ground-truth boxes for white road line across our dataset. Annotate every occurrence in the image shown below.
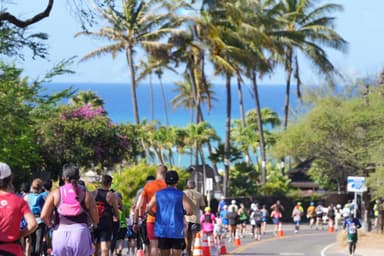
[280,253,304,256]
[321,242,338,256]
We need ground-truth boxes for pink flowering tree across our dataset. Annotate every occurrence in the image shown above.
[37,103,131,178]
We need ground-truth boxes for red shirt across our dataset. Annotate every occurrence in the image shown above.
[0,191,31,256]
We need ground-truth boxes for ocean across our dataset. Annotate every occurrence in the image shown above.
[43,82,298,168]
[44,82,297,138]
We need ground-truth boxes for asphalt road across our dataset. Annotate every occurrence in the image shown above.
[226,224,347,256]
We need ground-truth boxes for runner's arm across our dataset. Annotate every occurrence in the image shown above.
[20,211,38,238]
[145,194,157,216]
[85,190,99,225]
[40,190,55,227]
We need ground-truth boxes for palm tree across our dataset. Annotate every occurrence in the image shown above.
[272,0,348,129]
[69,90,105,108]
[221,0,279,184]
[76,0,188,125]
[184,121,219,193]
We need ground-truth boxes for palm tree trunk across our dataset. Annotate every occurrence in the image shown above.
[149,75,154,121]
[283,50,293,130]
[223,73,232,197]
[251,70,267,184]
[126,46,140,124]
[188,63,200,166]
[236,74,251,165]
[159,76,170,126]
[199,146,206,195]
[198,106,221,193]
[281,51,294,176]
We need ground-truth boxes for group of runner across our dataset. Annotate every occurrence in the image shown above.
[0,161,364,256]
[0,162,129,256]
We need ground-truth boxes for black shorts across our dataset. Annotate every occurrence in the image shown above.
[187,222,201,234]
[117,227,127,240]
[93,226,113,243]
[158,238,186,250]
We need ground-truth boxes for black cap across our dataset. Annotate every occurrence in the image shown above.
[165,170,179,185]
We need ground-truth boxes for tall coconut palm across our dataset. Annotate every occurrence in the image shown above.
[271,0,348,130]
[76,0,189,124]
[222,0,279,184]
[136,47,178,125]
[199,4,244,196]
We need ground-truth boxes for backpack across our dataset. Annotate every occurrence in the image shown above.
[204,213,212,223]
[316,205,323,215]
[328,208,335,218]
[28,193,44,216]
[58,184,85,216]
[253,210,262,222]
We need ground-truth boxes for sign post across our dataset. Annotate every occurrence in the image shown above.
[347,176,367,218]
[206,178,213,207]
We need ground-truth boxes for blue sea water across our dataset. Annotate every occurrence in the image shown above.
[44,82,297,139]
[43,82,299,168]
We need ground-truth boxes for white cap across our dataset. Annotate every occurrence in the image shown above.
[231,200,236,204]
[0,162,12,179]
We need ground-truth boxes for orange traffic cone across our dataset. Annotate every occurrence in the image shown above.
[208,235,219,256]
[220,238,227,255]
[328,220,335,233]
[193,232,203,256]
[277,222,284,237]
[201,233,211,256]
[234,230,241,246]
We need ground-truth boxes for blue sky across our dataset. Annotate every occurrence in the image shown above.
[8,1,384,85]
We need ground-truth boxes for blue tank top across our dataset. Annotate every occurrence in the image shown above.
[155,187,184,239]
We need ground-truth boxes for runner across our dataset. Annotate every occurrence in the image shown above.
[270,207,282,236]
[0,162,38,256]
[145,170,193,256]
[24,178,46,256]
[327,203,336,230]
[183,180,205,256]
[343,212,361,256]
[110,190,124,255]
[217,196,226,213]
[249,203,262,240]
[40,163,99,256]
[114,192,128,256]
[335,204,343,231]
[315,202,324,230]
[41,164,99,256]
[133,165,167,256]
[93,174,120,256]
[132,175,155,255]
[291,203,303,233]
[306,202,316,228]
[219,205,229,234]
[260,204,268,235]
[200,207,216,237]
[237,203,248,238]
[226,207,238,242]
